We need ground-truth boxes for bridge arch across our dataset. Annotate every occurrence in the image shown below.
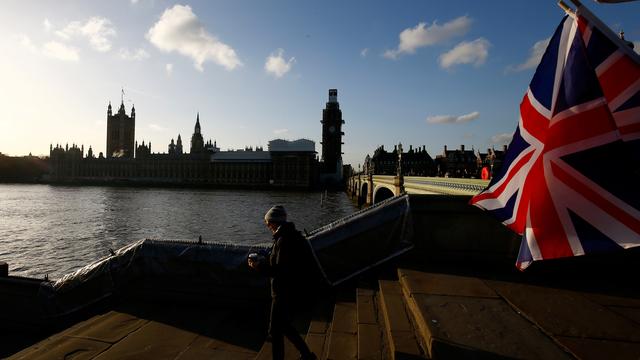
[373,186,394,204]
[359,182,368,206]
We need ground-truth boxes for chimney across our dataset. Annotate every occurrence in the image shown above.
[503,144,508,152]
[461,144,465,152]
[444,145,448,152]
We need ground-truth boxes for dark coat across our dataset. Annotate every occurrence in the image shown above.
[258,222,318,300]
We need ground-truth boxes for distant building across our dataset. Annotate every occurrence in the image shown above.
[190,113,206,156]
[364,144,435,176]
[50,99,319,188]
[319,89,345,185]
[477,145,508,179]
[434,144,508,179]
[106,101,135,158]
[434,145,478,178]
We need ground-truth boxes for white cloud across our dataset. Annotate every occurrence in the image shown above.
[42,41,80,62]
[165,63,174,76]
[360,48,369,57]
[439,38,490,69]
[131,0,139,3]
[119,48,150,61]
[149,123,167,132]
[43,19,52,33]
[146,4,242,71]
[16,34,38,53]
[426,111,480,124]
[273,128,289,135]
[265,48,295,78]
[384,16,472,59]
[634,41,640,54]
[506,37,550,73]
[56,17,116,52]
[490,133,512,145]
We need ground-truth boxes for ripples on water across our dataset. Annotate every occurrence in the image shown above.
[0,184,357,279]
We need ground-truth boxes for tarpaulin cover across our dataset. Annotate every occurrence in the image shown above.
[306,194,413,286]
[40,239,270,315]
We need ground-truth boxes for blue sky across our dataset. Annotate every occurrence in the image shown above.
[1,0,639,168]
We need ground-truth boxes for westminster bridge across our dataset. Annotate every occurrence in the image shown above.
[346,174,490,206]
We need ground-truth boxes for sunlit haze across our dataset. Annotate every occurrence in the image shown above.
[1,0,639,167]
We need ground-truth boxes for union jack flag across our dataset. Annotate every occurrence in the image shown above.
[470,5,640,270]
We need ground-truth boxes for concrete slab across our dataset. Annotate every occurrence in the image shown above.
[327,301,358,360]
[379,281,412,333]
[556,336,640,360]
[358,323,382,360]
[64,311,148,343]
[357,288,377,325]
[92,321,199,360]
[326,331,357,360]
[308,300,334,335]
[608,306,640,326]
[332,302,357,334]
[488,281,640,342]
[584,293,640,308]
[178,348,256,359]
[180,335,256,356]
[308,318,331,335]
[255,340,299,360]
[8,336,110,360]
[398,268,498,298]
[306,333,328,359]
[408,294,571,359]
[378,280,422,359]
[387,334,423,360]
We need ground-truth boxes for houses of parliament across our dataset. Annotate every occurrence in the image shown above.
[49,90,346,189]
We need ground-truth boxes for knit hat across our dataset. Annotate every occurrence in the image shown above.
[264,205,287,224]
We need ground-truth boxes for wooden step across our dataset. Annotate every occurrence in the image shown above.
[356,288,383,360]
[377,280,424,359]
[326,300,358,360]
[397,268,572,359]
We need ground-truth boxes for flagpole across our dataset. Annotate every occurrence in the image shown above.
[557,1,576,16]
[563,0,640,64]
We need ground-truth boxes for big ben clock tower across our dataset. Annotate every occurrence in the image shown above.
[321,89,344,178]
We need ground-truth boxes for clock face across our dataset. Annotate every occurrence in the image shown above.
[329,126,335,133]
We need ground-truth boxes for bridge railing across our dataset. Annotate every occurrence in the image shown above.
[403,176,488,195]
[349,175,490,196]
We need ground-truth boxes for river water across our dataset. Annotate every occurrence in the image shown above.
[0,184,357,279]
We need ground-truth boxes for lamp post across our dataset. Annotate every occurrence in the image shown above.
[395,142,405,194]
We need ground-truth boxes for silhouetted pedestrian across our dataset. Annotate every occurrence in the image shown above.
[248,205,317,360]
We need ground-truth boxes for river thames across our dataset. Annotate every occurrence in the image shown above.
[0,184,358,279]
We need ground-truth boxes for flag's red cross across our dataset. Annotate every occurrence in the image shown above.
[471,10,640,269]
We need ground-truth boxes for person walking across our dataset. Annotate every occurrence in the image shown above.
[248,205,317,360]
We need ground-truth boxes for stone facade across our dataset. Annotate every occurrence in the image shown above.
[106,102,135,158]
[364,144,435,176]
[320,89,345,181]
[434,144,508,179]
[50,105,318,189]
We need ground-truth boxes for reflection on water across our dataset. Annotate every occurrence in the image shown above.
[0,184,357,279]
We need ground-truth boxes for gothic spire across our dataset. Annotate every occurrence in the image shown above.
[195,113,201,134]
